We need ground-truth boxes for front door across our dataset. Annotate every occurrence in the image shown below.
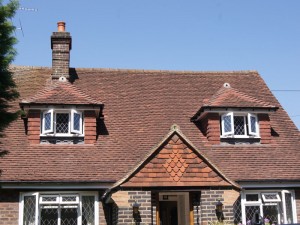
[159,201,178,225]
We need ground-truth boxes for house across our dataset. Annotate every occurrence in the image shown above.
[0,21,299,225]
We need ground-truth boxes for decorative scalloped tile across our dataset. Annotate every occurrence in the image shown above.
[163,149,189,181]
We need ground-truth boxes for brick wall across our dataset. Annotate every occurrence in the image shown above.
[200,113,220,145]
[27,109,41,144]
[295,189,300,223]
[84,110,97,144]
[258,114,271,144]
[110,190,153,225]
[0,190,19,225]
[200,188,239,225]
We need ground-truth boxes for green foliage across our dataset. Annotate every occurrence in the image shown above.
[0,0,19,136]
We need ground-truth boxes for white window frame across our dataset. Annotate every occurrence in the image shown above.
[241,190,297,225]
[42,109,54,134]
[71,109,83,134]
[248,113,259,136]
[220,112,260,138]
[261,192,281,203]
[41,108,84,137]
[221,112,234,136]
[19,191,99,225]
[39,194,59,204]
[245,193,261,204]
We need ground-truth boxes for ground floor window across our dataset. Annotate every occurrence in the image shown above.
[241,190,297,225]
[20,192,98,225]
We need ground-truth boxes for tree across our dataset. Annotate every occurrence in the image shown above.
[0,0,19,161]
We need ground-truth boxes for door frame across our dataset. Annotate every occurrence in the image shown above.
[156,192,194,225]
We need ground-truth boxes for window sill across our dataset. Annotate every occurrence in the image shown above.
[40,136,84,144]
[40,134,84,137]
[220,135,260,139]
[220,137,261,145]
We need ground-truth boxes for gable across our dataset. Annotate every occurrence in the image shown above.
[121,129,235,188]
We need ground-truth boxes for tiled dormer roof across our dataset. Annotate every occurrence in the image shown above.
[192,84,279,120]
[203,84,278,109]
[20,79,102,106]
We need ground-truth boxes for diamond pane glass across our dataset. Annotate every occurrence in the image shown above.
[61,208,78,225]
[250,116,256,133]
[285,193,294,223]
[245,206,260,222]
[82,196,95,225]
[56,113,69,133]
[44,112,51,131]
[233,196,242,224]
[62,196,77,203]
[263,193,279,201]
[73,113,80,131]
[41,196,57,202]
[23,196,36,225]
[223,115,232,133]
[234,116,245,135]
[263,205,278,224]
[41,207,58,225]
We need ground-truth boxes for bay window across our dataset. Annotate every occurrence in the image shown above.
[241,190,297,225]
[20,192,98,225]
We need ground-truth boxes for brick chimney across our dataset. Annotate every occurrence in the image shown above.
[51,21,72,79]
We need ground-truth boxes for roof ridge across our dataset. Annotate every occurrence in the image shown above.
[10,65,259,75]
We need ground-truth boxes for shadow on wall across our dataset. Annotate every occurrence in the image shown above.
[103,200,119,225]
[69,68,110,138]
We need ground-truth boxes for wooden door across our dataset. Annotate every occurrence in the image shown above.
[159,201,178,225]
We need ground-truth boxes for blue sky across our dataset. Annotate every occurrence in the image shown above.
[9,0,300,129]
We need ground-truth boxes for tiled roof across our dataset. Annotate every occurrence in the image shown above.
[202,85,277,109]
[21,78,102,105]
[0,66,299,183]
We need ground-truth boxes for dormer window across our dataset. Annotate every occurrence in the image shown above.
[41,109,83,136]
[221,112,259,138]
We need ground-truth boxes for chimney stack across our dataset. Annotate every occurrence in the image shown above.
[51,21,72,79]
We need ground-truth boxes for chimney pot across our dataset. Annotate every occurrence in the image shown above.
[57,21,66,32]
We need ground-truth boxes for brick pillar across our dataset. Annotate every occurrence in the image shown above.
[200,188,237,225]
[84,110,97,144]
[0,190,19,225]
[258,114,271,144]
[51,22,72,79]
[28,109,41,144]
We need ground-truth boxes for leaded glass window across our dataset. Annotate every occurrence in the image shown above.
[221,113,259,137]
[245,206,260,222]
[23,195,36,225]
[82,196,95,225]
[21,192,97,225]
[56,113,69,133]
[242,190,296,225]
[234,116,246,135]
[45,112,52,131]
[284,192,294,223]
[41,109,83,136]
